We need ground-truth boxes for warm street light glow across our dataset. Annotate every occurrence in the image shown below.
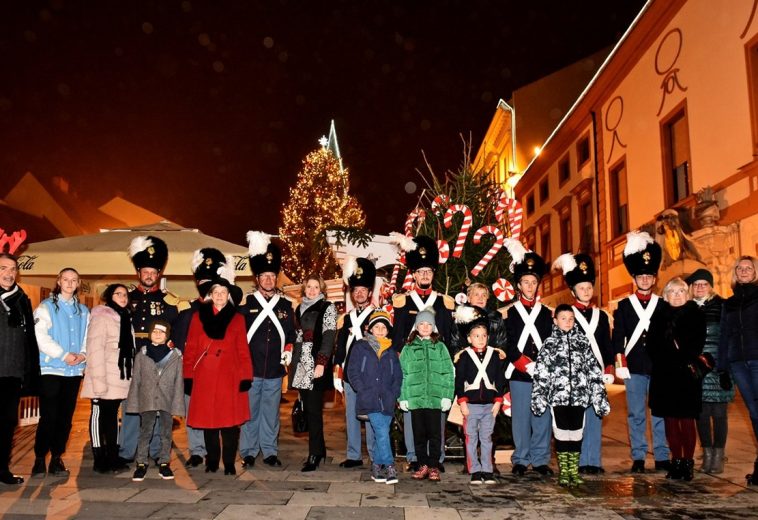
[533,146,541,156]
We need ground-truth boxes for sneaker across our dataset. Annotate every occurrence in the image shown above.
[482,472,497,484]
[470,471,483,484]
[371,464,386,482]
[158,464,174,480]
[385,465,399,485]
[428,467,441,481]
[412,464,429,480]
[406,461,420,473]
[132,464,148,482]
[186,455,204,468]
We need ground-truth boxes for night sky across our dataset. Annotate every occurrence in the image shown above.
[1,0,645,243]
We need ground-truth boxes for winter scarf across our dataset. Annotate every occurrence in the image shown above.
[197,301,237,339]
[106,299,135,380]
[146,343,171,363]
[0,284,24,327]
[299,293,324,314]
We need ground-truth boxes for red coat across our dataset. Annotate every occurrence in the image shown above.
[183,311,252,428]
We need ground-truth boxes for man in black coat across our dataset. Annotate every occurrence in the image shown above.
[238,232,296,468]
[449,282,507,355]
[611,231,670,473]
[0,253,40,485]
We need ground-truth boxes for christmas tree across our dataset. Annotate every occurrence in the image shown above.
[279,139,366,283]
[397,148,518,307]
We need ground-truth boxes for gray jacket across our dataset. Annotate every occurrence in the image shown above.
[126,347,185,416]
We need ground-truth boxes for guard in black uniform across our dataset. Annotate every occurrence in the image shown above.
[553,253,614,474]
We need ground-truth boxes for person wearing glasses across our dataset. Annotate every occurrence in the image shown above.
[718,256,758,485]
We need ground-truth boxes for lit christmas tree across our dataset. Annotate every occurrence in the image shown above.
[279,128,366,283]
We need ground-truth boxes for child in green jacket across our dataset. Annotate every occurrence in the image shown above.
[399,308,454,482]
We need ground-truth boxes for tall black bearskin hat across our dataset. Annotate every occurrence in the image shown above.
[503,237,546,283]
[247,231,281,276]
[389,233,439,272]
[553,253,596,288]
[191,248,242,304]
[622,231,662,277]
[128,235,168,272]
[455,304,489,340]
[343,256,376,289]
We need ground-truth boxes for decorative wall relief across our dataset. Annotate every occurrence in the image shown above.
[741,0,757,39]
[655,28,688,116]
[605,96,627,164]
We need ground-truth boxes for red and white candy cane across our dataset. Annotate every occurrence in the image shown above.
[492,278,515,302]
[443,204,472,258]
[471,226,504,277]
[437,240,450,265]
[431,194,450,215]
[402,271,414,291]
[495,195,524,240]
[404,209,426,236]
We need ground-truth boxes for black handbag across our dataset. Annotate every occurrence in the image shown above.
[292,398,308,433]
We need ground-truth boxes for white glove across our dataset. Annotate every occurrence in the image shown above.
[399,400,409,412]
[333,376,344,394]
[441,398,452,412]
[280,350,292,366]
[615,367,631,380]
[525,362,536,377]
[602,373,615,385]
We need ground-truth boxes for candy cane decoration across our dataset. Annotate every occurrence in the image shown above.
[432,194,450,215]
[495,195,524,240]
[402,271,414,291]
[492,278,515,302]
[404,209,426,236]
[443,204,473,258]
[437,240,450,265]
[471,226,504,277]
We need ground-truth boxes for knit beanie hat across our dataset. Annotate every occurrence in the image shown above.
[367,310,393,334]
[414,307,436,329]
[149,319,171,339]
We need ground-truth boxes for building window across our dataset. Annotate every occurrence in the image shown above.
[559,210,571,253]
[609,159,629,238]
[539,179,549,205]
[526,192,535,216]
[578,199,594,253]
[661,104,691,205]
[577,135,590,167]
[558,156,571,185]
[524,228,537,252]
[746,34,758,154]
[540,225,551,262]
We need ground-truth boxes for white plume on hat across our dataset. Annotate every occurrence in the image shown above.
[389,231,417,253]
[190,249,205,272]
[623,231,654,257]
[217,254,236,284]
[247,231,271,257]
[502,238,527,265]
[342,255,358,283]
[128,236,153,259]
[455,305,478,324]
[552,253,578,275]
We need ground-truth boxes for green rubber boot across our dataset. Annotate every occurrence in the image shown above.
[557,452,570,487]
[569,452,584,486]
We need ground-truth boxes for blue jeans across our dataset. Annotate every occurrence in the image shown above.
[119,401,160,460]
[367,412,393,466]
[344,382,375,461]
[730,360,758,441]
[464,403,495,473]
[510,380,552,467]
[624,374,669,461]
[239,377,281,458]
[579,407,602,467]
[184,394,206,457]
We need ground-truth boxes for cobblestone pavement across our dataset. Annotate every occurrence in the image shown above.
[2,386,757,519]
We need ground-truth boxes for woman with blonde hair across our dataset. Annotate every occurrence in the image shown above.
[648,277,707,480]
[291,274,337,472]
[718,256,758,485]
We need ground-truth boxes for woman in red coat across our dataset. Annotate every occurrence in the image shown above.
[184,282,252,475]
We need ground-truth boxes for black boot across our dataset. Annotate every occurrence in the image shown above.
[747,458,758,485]
[665,458,682,479]
[681,459,694,481]
[92,448,108,474]
[301,454,322,472]
[107,445,129,472]
[32,457,46,478]
[48,456,69,476]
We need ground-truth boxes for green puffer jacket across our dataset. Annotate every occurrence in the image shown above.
[399,336,454,410]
